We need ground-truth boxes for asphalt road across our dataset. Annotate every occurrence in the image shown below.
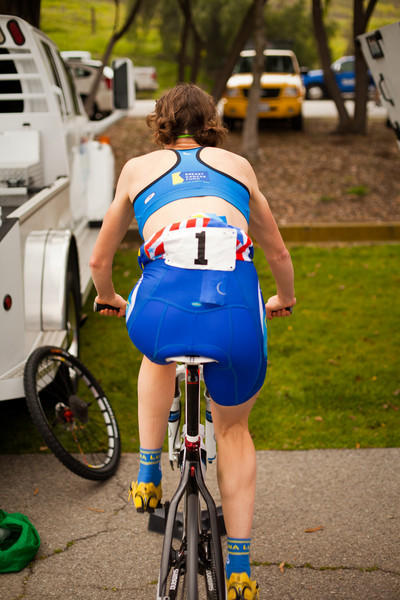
[1,448,399,599]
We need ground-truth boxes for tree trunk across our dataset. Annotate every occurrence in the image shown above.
[0,0,41,27]
[176,0,204,84]
[177,12,190,82]
[211,0,268,103]
[84,0,143,118]
[190,28,203,83]
[242,0,265,162]
[352,0,379,134]
[312,0,352,132]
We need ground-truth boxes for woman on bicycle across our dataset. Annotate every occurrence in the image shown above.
[90,83,295,599]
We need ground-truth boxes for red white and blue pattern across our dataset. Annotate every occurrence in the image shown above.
[139,215,253,269]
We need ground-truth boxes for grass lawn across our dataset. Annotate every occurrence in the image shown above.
[1,243,399,455]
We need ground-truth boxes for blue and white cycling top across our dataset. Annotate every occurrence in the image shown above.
[132,147,250,238]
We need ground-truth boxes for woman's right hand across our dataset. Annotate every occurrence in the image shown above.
[94,293,127,318]
[265,295,296,320]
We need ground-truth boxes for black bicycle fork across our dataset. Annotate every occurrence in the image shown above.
[156,364,226,600]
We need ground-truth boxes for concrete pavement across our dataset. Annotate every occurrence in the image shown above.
[128,99,388,120]
[1,448,399,599]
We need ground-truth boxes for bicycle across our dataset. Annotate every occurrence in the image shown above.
[23,345,121,480]
[149,355,227,600]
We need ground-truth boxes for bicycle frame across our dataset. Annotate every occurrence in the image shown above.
[156,356,226,600]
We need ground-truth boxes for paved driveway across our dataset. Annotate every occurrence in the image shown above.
[1,448,399,599]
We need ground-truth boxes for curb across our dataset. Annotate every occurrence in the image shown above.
[123,222,400,245]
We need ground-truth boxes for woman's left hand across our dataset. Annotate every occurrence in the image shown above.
[265,295,295,320]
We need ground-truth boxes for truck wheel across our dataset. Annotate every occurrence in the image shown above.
[224,117,237,131]
[24,346,121,480]
[65,247,81,358]
[291,112,303,131]
[306,85,325,100]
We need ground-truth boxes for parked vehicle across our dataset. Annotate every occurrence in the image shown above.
[0,15,133,401]
[302,55,375,100]
[64,58,115,120]
[62,51,158,104]
[358,21,400,151]
[133,65,158,92]
[222,49,305,130]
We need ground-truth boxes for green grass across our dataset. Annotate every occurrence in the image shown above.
[82,243,400,451]
[2,244,398,454]
[346,185,369,198]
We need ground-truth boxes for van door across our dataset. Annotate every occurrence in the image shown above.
[358,22,400,149]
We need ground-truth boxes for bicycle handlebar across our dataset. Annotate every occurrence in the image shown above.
[94,302,293,316]
[271,306,293,315]
[93,301,120,313]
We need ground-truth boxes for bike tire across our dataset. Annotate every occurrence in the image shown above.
[204,533,219,600]
[185,492,200,600]
[24,346,121,480]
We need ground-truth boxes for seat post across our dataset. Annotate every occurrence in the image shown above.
[185,364,200,440]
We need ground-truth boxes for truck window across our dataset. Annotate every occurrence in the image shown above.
[40,40,69,116]
[236,54,295,75]
[58,56,81,116]
[0,48,23,112]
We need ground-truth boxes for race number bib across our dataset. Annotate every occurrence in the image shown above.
[164,227,237,271]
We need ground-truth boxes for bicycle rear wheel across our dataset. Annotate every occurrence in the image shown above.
[23,346,121,480]
[185,492,200,600]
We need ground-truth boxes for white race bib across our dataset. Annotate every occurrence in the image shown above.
[163,227,237,271]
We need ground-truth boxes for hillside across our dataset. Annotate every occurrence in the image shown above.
[40,0,399,90]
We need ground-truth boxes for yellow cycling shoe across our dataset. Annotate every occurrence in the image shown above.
[128,481,162,513]
[227,572,259,600]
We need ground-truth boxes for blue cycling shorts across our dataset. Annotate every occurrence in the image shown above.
[125,256,268,407]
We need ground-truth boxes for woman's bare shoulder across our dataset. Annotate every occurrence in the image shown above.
[201,146,254,182]
[123,148,172,169]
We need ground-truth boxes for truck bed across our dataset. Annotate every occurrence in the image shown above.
[0,188,43,221]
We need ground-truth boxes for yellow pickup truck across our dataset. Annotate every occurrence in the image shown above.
[222,49,305,130]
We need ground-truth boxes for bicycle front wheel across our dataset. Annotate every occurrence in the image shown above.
[23,346,121,480]
[185,491,200,600]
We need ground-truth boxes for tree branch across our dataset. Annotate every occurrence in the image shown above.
[85,0,143,117]
[211,0,268,102]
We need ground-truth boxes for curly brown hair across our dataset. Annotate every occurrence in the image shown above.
[146,83,227,147]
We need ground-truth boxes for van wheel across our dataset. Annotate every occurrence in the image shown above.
[306,85,325,100]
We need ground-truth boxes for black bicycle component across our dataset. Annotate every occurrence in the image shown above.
[186,491,200,598]
[23,346,121,480]
[156,361,226,600]
[186,365,200,438]
[271,305,293,315]
[93,301,120,312]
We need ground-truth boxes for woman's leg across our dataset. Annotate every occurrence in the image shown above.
[130,356,176,510]
[137,355,176,449]
[210,394,258,539]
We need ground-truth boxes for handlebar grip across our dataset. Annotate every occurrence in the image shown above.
[271,306,293,315]
[93,301,120,313]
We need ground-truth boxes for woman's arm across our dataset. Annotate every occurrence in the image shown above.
[246,161,296,319]
[89,161,135,317]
